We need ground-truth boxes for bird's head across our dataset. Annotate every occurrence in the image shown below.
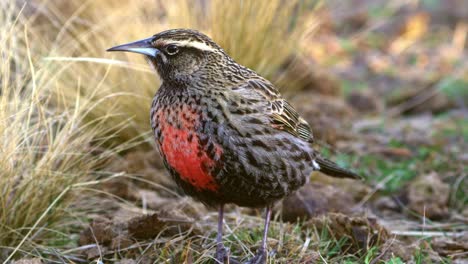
[107,29,228,84]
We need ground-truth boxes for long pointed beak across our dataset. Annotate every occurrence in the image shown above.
[107,37,160,58]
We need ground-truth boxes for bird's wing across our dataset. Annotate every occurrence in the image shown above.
[231,78,361,180]
[270,99,313,142]
[235,78,313,143]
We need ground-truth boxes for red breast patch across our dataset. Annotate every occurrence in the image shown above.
[158,107,221,192]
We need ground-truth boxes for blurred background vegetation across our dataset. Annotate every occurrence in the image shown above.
[0,0,466,263]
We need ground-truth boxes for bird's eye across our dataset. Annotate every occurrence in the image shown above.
[165,45,179,55]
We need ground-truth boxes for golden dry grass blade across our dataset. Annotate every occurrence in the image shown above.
[0,1,123,257]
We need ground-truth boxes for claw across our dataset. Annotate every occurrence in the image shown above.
[244,249,267,264]
[244,205,272,264]
[215,246,241,264]
[215,246,227,263]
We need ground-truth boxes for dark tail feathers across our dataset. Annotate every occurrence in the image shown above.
[316,157,362,180]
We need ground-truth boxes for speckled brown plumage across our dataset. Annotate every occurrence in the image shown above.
[108,29,360,264]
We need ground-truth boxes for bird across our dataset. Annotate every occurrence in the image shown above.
[107,29,360,264]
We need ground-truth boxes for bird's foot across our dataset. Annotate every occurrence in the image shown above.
[215,246,240,264]
[215,245,227,263]
[244,249,267,264]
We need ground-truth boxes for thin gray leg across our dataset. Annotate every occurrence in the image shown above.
[215,204,225,263]
[260,205,272,252]
[245,205,272,264]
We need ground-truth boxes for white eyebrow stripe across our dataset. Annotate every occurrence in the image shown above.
[167,40,216,52]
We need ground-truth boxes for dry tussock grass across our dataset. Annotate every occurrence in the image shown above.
[0,1,119,260]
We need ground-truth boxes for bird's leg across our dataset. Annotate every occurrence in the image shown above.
[246,205,272,264]
[215,203,226,263]
[214,205,241,264]
[260,205,272,254]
